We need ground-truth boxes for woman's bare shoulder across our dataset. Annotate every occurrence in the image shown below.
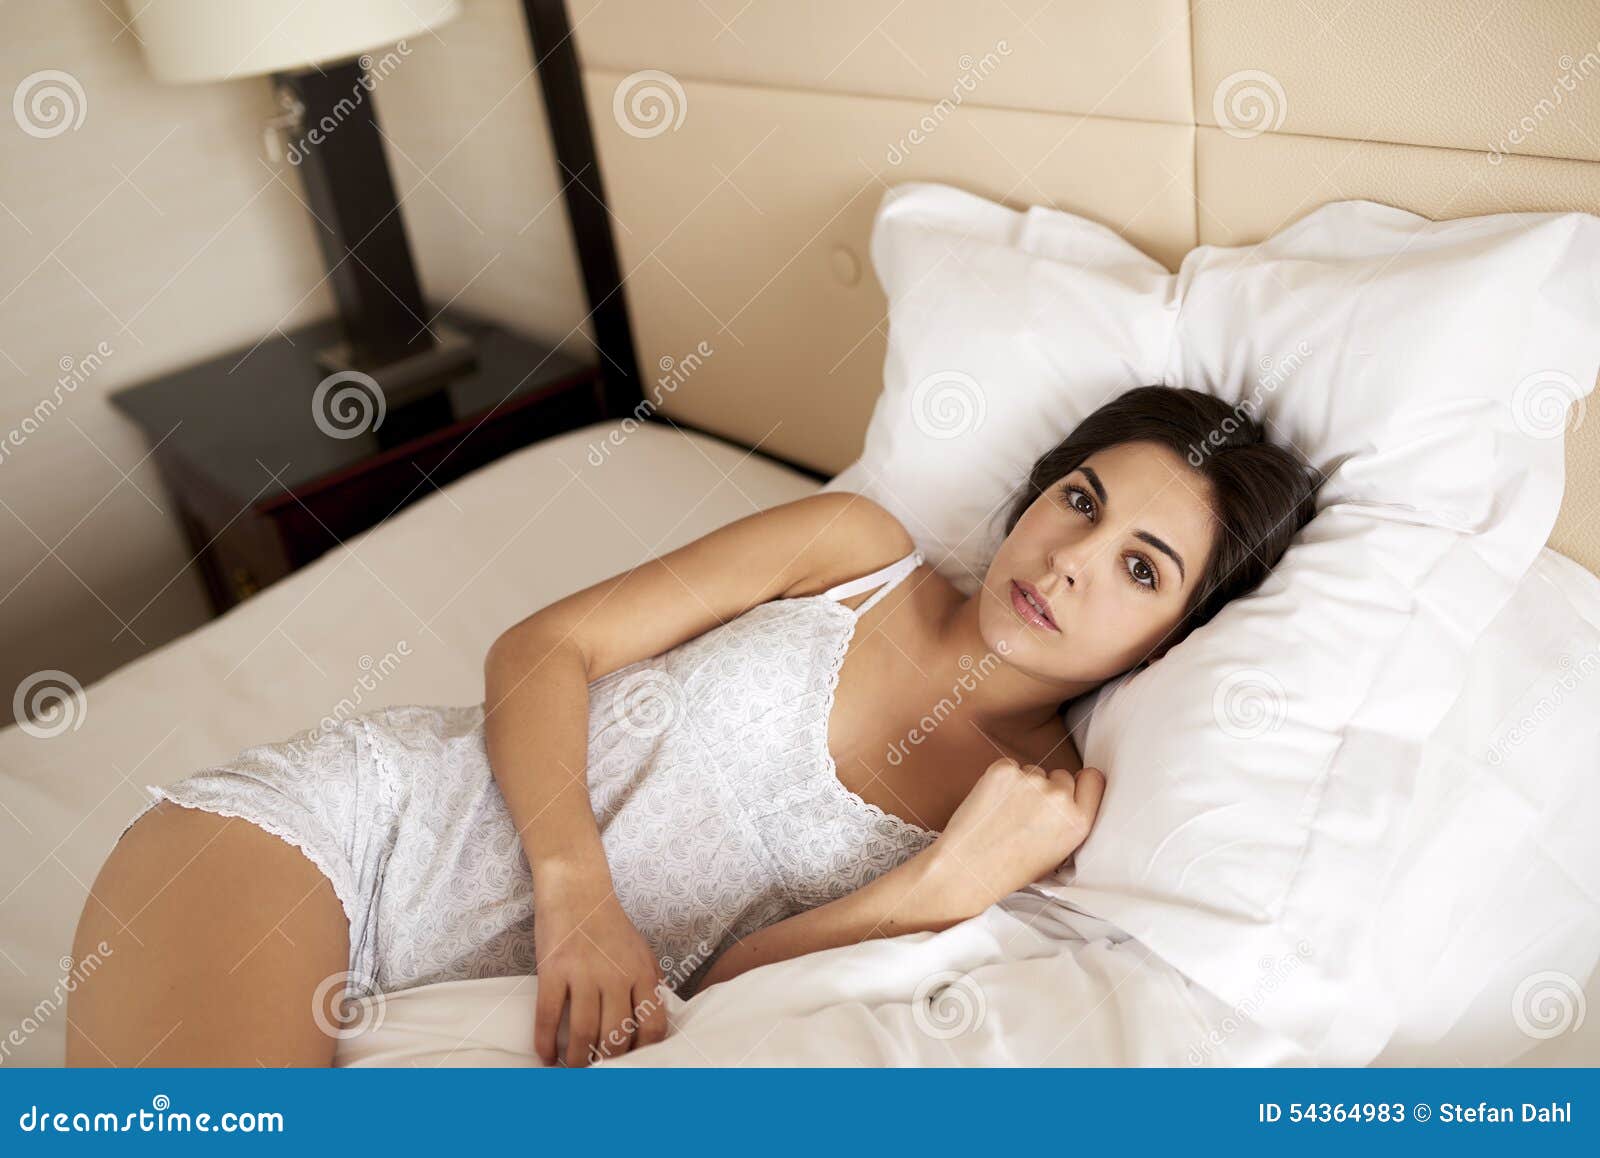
[490,490,917,683]
[784,491,918,598]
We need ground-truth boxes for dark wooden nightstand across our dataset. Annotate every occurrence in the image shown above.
[110,307,607,614]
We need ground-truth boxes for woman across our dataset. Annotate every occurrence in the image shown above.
[67,385,1317,1068]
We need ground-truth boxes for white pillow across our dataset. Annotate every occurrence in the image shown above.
[827,182,1176,594]
[1367,547,1600,1065]
[827,181,1600,1063]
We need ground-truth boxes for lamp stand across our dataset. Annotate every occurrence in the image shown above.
[272,58,475,415]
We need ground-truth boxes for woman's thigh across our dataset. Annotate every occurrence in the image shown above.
[66,800,351,1067]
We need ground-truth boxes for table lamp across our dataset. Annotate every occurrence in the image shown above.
[128,0,474,408]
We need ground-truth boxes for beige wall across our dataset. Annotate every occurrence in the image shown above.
[0,0,591,724]
[569,0,1600,574]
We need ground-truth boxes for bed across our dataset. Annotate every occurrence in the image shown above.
[4,0,1600,1066]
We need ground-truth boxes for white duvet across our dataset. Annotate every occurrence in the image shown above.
[336,894,1296,1067]
[332,546,1600,1069]
[6,423,1596,1067]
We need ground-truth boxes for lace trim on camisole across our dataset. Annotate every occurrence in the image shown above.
[812,547,939,838]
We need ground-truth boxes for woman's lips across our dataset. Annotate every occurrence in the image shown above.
[1009,579,1059,632]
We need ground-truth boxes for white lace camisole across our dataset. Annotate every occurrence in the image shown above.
[118,547,939,999]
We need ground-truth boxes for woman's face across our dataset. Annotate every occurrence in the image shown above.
[979,440,1220,687]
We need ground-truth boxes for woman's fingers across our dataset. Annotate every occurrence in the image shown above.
[594,984,635,1061]
[564,983,600,1068]
[633,976,670,1048]
[533,974,567,1065]
[1073,766,1106,814]
[536,972,671,1065]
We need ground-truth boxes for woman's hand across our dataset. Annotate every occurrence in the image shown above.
[531,871,669,1067]
[928,757,1106,916]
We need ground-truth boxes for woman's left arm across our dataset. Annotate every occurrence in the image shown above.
[693,756,1105,994]
[693,841,985,992]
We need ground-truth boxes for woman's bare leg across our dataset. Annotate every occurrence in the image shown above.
[66,800,351,1067]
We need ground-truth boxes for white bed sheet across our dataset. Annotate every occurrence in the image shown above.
[4,419,1595,1067]
[334,894,1297,1067]
[0,420,816,1067]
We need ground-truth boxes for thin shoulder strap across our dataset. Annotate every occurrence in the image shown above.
[822,548,925,617]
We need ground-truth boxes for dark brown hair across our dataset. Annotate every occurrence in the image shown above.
[1002,384,1320,660]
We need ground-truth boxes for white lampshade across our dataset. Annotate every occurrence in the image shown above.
[129,0,462,83]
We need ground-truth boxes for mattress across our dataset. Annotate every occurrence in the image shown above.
[4,418,1594,1067]
[0,420,817,1067]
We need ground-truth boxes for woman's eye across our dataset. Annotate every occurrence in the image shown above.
[1061,484,1093,516]
[1061,481,1158,592]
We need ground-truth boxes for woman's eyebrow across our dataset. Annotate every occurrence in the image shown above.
[1078,466,1109,505]
[1134,531,1186,584]
[1077,466,1187,584]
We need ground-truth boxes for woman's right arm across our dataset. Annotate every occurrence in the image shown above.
[482,490,915,1066]
[483,626,646,1068]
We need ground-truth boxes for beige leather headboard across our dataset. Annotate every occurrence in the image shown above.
[568,0,1600,576]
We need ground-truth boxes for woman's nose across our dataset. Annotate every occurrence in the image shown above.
[1046,546,1078,588]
